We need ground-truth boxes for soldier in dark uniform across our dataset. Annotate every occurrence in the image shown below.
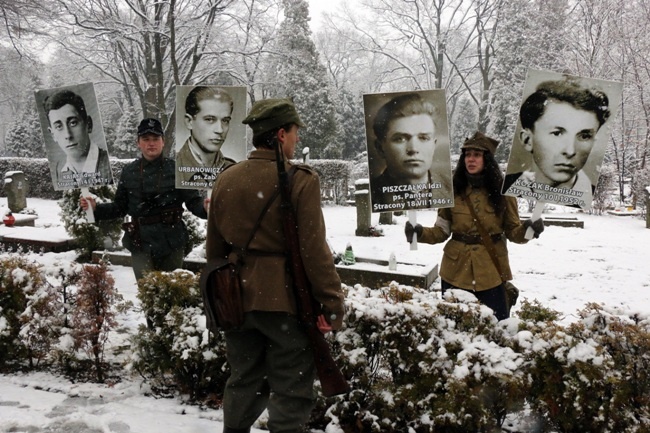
[206,99,345,433]
[80,118,209,292]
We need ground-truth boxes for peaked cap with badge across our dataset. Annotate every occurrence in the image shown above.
[461,131,499,155]
[137,118,164,136]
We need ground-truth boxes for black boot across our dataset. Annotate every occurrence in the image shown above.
[223,427,250,433]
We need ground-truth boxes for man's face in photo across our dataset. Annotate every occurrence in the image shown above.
[379,114,436,184]
[521,100,599,186]
[47,104,92,160]
[185,98,232,155]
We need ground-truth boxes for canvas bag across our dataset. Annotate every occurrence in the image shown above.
[200,189,280,333]
[200,257,244,332]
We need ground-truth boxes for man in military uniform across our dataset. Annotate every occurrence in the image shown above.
[80,118,209,297]
[206,99,345,433]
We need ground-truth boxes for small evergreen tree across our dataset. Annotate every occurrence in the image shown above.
[450,97,479,156]
[267,0,338,158]
[111,103,140,159]
[5,105,46,158]
[335,89,366,160]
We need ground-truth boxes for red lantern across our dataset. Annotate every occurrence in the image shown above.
[3,212,15,227]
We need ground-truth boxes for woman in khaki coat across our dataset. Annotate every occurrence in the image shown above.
[405,131,544,320]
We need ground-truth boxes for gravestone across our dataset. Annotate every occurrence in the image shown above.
[379,212,393,225]
[355,179,371,236]
[4,171,29,213]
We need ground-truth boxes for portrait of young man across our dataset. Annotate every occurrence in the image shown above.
[364,90,453,213]
[35,83,113,191]
[502,70,623,210]
[175,85,247,190]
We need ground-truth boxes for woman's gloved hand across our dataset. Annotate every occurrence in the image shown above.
[405,221,423,242]
[523,218,545,238]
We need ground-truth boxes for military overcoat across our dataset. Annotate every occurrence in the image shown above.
[206,149,345,329]
[419,184,529,291]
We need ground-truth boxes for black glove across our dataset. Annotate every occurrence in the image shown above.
[523,218,545,239]
[405,221,423,242]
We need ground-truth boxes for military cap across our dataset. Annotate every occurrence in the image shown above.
[242,98,305,135]
[461,131,499,154]
[137,118,164,136]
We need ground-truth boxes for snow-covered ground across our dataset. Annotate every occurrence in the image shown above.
[1,197,649,432]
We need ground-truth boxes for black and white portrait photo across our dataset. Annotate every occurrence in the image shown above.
[175,85,247,190]
[502,69,623,210]
[35,83,113,191]
[364,90,453,213]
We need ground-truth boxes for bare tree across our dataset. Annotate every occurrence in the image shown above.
[49,0,234,154]
[215,0,283,103]
[0,0,54,56]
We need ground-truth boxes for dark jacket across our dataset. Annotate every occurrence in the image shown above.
[95,155,207,258]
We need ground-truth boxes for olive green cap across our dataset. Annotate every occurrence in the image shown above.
[461,131,499,154]
[242,98,305,135]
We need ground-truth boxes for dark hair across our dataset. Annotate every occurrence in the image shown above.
[373,93,437,147]
[185,86,233,117]
[43,90,88,125]
[453,149,506,215]
[520,78,610,131]
[252,123,295,149]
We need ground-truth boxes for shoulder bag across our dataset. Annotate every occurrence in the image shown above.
[200,189,280,332]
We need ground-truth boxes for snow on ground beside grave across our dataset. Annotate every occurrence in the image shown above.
[1,197,649,432]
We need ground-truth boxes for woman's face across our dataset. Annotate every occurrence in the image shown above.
[464,149,485,175]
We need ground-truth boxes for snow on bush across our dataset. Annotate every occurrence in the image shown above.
[128,270,229,404]
[2,256,650,431]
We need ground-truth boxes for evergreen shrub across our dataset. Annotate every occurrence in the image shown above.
[0,254,46,370]
[129,270,229,404]
[319,285,650,433]
[0,253,130,381]
[59,186,123,261]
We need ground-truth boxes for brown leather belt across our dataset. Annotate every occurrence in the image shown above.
[452,232,503,244]
[137,208,184,225]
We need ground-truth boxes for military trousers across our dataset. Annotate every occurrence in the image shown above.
[131,249,185,328]
[441,280,509,320]
[222,311,316,433]
[131,249,186,281]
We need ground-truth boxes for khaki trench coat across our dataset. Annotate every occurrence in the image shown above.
[419,185,529,291]
[206,149,345,329]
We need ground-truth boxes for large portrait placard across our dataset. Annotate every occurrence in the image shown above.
[175,85,247,190]
[35,83,113,191]
[502,69,623,210]
[364,90,453,213]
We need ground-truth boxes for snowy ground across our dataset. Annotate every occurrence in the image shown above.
[1,197,649,432]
